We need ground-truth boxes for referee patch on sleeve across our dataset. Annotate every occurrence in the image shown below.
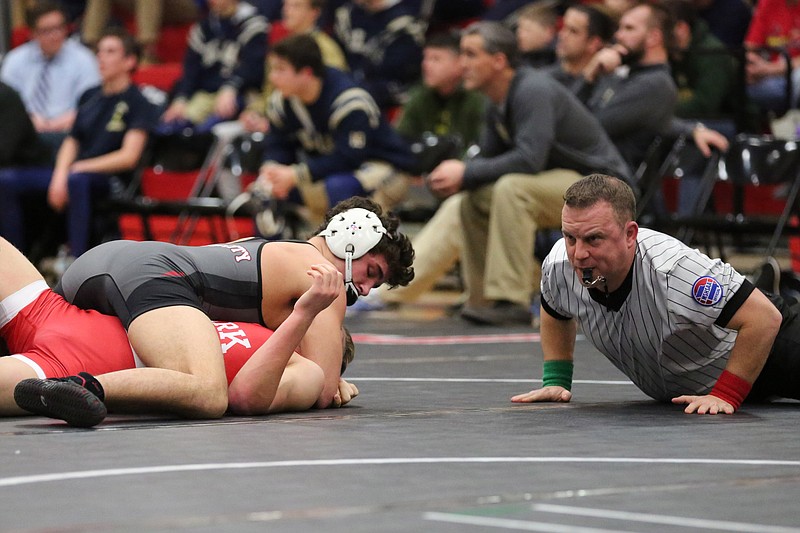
[691,276,723,306]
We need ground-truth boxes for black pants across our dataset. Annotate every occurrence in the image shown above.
[749,294,800,402]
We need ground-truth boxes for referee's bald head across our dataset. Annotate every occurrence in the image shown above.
[563,174,636,226]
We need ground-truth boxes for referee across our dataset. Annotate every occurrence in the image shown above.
[512,173,796,415]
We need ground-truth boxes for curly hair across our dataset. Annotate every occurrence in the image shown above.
[315,197,415,288]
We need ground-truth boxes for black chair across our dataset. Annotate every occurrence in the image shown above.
[670,134,800,262]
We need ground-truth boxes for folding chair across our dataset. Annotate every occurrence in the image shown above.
[100,130,256,244]
[674,134,800,262]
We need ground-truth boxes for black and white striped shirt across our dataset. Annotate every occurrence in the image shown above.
[541,228,753,400]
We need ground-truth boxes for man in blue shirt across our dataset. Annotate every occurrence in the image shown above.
[0,1,100,152]
[0,28,158,259]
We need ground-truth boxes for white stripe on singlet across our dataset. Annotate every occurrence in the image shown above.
[2,281,51,378]
[9,354,46,378]
[542,228,740,400]
[0,280,49,330]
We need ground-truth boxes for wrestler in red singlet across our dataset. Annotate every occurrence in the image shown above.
[2,282,273,383]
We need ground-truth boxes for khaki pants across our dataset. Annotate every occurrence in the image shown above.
[460,169,582,307]
[82,0,198,46]
[381,193,463,304]
[298,160,410,223]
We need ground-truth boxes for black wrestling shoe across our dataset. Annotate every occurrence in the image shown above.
[14,378,107,428]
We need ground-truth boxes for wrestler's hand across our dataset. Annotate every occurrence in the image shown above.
[511,386,572,403]
[295,263,343,316]
[335,378,359,407]
[671,394,735,415]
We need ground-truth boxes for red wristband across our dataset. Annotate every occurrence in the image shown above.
[710,370,752,411]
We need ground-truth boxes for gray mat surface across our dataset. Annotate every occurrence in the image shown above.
[2,312,799,532]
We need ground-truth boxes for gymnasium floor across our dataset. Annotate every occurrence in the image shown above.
[2,301,799,533]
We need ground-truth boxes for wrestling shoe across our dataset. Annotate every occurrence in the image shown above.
[14,372,107,428]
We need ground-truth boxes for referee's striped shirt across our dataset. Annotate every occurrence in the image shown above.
[541,228,754,400]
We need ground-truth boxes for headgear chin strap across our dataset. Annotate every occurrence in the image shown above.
[319,208,387,305]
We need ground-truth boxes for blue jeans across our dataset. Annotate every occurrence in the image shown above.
[747,68,800,113]
[0,168,111,256]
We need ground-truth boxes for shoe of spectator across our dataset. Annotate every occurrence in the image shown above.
[753,256,781,295]
[460,300,533,326]
[14,376,107,428]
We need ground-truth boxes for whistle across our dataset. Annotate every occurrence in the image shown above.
[581,268,607,288]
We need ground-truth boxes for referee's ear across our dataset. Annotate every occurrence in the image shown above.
[625,221,638,247]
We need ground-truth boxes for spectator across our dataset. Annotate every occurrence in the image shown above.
[240,0,348,133]
[333,0,426,112]
[426,21,631,326]
[159,0,268,133]
[541,4,615,93]
[258,34,415,224]
[575,2,678,168]
[1,1,100,153]
[425,0,486,33]
[394,30,484,147]
[248,0,285,21]
[359,30,486,310]
[0,82,53,168]
[570,2,729,221]
[281,0,347,69]
[515,2,558,68]
[11,0,85,29]
[483,0,538,23]
[743,0,800,114]
[602,0,636,21]
[667,0,738,127]
[81,0,199,64]
[0,28,159,259]
[696,0,752,50]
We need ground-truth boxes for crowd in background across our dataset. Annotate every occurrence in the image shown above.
[0,0,798,325]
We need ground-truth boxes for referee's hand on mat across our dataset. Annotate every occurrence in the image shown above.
[510,386,572,404]
[671,394,735,415]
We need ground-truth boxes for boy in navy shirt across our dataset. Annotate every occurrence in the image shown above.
[0,27,158,259]
[259,34,415,221]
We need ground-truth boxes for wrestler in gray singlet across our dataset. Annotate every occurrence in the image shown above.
[55,239,272,328]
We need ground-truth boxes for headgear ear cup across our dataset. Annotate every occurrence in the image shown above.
[319,208,387,305]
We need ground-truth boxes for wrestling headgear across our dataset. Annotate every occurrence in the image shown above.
[319,208,387,305]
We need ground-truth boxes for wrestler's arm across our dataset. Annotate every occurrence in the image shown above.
[228,264,341,414]
[298,301,348,408]
[259,243,348,409]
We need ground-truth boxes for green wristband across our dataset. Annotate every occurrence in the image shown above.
[542,360,573,390]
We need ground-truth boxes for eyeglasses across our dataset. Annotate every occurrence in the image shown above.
[34,24,67,36]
